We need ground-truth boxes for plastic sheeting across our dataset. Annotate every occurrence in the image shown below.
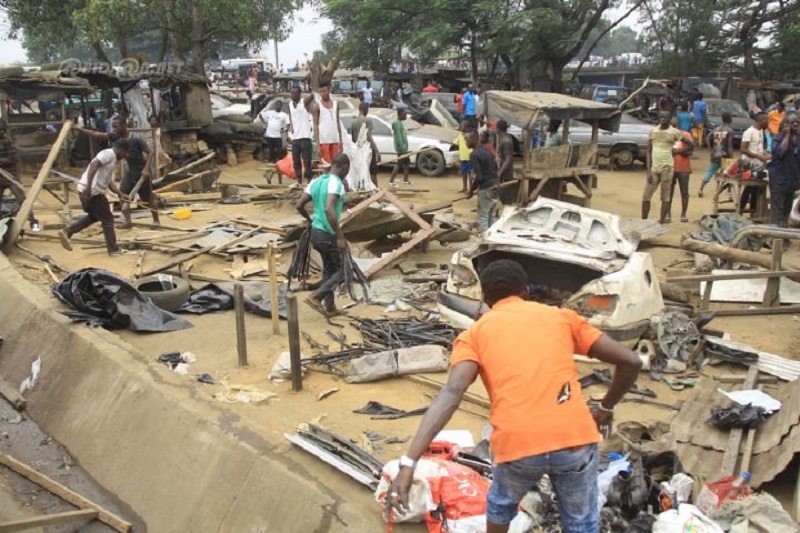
[691,214,763,250]
[178,281,288,318]
[51,268,193,332]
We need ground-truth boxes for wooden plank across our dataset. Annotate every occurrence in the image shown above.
[719,366,758,476]
[701,280,714,310]
[209,227,262,254]
[154,169,218,194]
[0,453,132,532]
[668,270,800,283]
[234,283,248,367]
[382,190,432,230]
[2,121,73,252]
[0,380,26,411]
[0,509,98,532]
[140,246,214,277]
[739,384,763,474]
[268,244,280,335]
[153,152,215,186]
[341,190,385,226]
[364,227,435,278]
[762,239,783,308]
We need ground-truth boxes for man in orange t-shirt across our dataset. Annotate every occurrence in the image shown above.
[387,259,642,533]
[767,102,786,136]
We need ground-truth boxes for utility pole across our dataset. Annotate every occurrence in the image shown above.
[274,40,280,71]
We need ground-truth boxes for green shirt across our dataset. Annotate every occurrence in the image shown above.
[392,119,408,153]
[306,173,345,235]
[649,126,684,170]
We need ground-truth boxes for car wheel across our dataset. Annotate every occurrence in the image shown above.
[612,146,635,168]
[133,275,191,312]
[417,149,446,177]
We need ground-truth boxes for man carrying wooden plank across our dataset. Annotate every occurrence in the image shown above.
[74,117,159,227]
[59,139,130,256]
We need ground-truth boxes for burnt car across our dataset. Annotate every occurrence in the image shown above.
[437,199,664,345]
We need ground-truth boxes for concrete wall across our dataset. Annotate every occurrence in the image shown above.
[0,255,389,532]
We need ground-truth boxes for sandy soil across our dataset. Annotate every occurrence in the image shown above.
[6,149,800,515]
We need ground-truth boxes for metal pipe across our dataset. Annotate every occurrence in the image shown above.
[730,226,800,249]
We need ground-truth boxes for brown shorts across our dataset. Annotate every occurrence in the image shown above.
[643,167,674,203]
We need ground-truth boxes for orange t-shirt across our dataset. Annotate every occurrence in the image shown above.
[450,296,603,464]
[767,110,785,136]
[673,130,693,174]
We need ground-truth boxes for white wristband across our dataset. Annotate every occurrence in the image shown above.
[399,455,417,469]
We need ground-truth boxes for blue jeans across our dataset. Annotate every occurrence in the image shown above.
[702,159,721,184]
[487,444,598,532]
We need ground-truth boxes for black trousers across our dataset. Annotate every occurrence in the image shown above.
[66,194,118,252]
[310,228,342,310]
[770,188,795,228]
[265,137,285,163]
[292,138,312,184]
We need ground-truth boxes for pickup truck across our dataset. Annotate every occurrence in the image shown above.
[508,113,652,168]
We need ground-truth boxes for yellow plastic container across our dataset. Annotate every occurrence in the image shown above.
[171,207,192,220]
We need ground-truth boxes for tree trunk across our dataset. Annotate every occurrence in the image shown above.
[90,41,111,65]
[548,61,566,93]
[118,36,130,60]
[469,34,478,83]
[741,35,757,80]
[190,3,206,74]
[164,0,185,62]
[157,30,168,63]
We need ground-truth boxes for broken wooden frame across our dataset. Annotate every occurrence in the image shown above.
[341,189,434,278]
[0,453,132,532]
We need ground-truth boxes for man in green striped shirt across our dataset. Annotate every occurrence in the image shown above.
[296,153,351,315]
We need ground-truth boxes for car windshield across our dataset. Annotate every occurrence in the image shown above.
[707,100,748,117]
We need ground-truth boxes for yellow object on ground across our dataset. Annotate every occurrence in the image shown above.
[171,207,192,220]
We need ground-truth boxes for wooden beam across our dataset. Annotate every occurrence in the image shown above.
[140,246,214,277]
[0,509,98,532]
[2,121,73,252]
[153,152,215,186]
[382,191,432,230]
[0,379,26,411]
[0,453,132,532]
[364,227,435,278]
[710,306,800,317]
[209,227,262,254]
[268,244,280,335]
[154,169,218,194]
[719,366,758,477]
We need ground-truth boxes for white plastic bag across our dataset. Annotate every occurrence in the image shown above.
[654,504,725,533]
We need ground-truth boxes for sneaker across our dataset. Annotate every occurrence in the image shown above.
[58,230,73,251]
[108,250,122,257]
[681,215,689,223]
[30,222,41,232]
[697,189,704,198]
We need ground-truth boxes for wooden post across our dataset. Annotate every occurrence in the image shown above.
[234,283,248,366]
[762,239,783,308]
[2,121,72,253]
[720,366,758,476]
[286,292,302,392]
[268,243,280,334]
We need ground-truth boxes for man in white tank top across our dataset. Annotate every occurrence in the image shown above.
[288,86,315,185]
[313,81,343,166]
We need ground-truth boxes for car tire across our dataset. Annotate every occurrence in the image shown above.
[417,149,446,177]
[612,146,635,168]
[133,275,191,312]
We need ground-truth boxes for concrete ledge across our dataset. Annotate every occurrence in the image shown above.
[0,254,386,532]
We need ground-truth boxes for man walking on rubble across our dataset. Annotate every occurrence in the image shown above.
[295,153,351,316]
[75,117,158,227]
[387,258,642,533]
[465,130,500,232]
[59,138,130,256]
[643,110,693,223]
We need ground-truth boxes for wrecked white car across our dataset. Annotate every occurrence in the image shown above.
[437,199,664,345]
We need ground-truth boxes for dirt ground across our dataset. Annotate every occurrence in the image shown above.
[5,149,800,518]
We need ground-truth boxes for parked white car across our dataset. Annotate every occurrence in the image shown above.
[339,108,459,176]
[210,93,251,118]
[437,199,664,345]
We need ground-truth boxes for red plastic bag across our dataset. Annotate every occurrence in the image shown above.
[275,153,296,180]
[375,441,489,533]
[695,476,751,514]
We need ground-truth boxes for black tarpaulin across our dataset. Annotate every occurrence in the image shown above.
[178,281,288,318]
[51,268,192,332]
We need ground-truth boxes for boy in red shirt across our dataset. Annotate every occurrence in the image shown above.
[669,118,694,223]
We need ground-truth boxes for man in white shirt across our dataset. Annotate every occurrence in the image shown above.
[59,139,129,255]
[360,81,373,105]
[288,86,315,185]
[740,111,770,212]
[257,100,289,162]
